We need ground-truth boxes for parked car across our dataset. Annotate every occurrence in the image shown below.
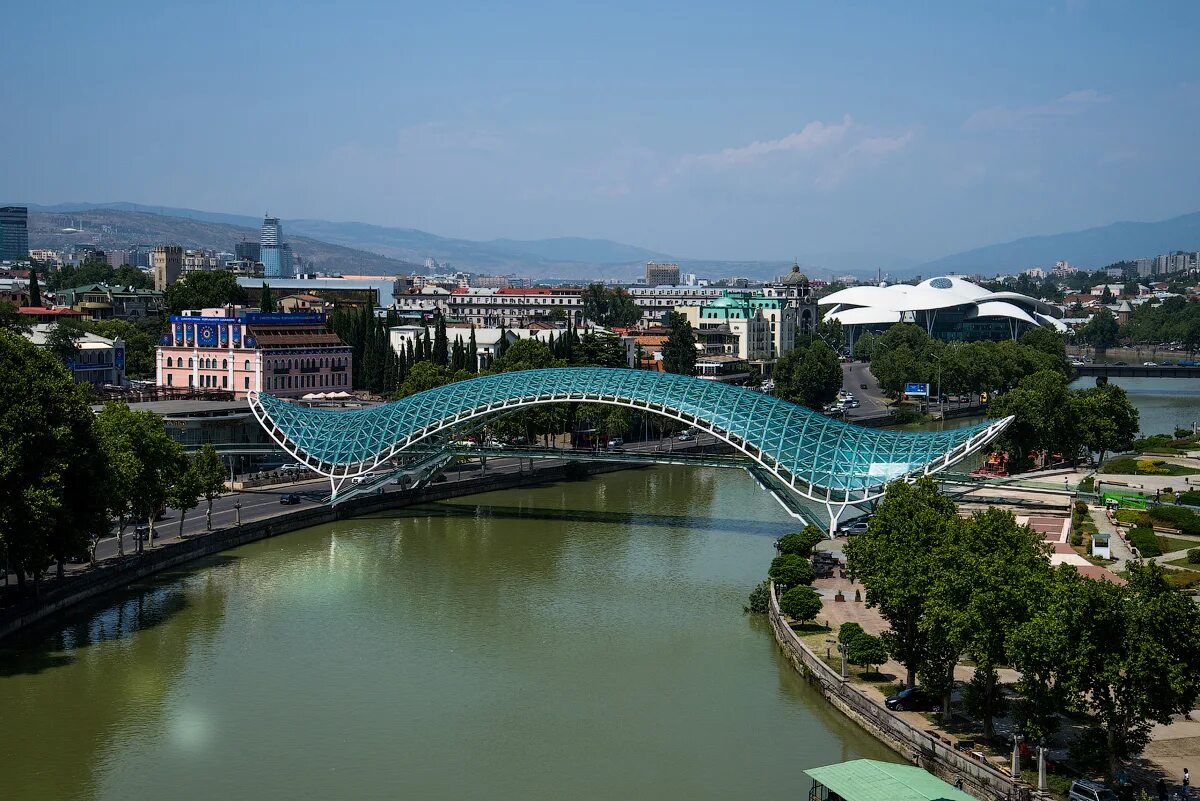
[1143,361,1158,366]
[676,433,694,442]
[859,383,868,390]
[279,493,302,505]
[607,437,624,449]
[842,520,870,536]
[884,687,936,712]
[1066,779,1118,801]
[351,473,381,485]
[280,463,304,473]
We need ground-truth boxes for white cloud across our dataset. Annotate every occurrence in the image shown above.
[678,115,855,170]
[963,89,1109,132]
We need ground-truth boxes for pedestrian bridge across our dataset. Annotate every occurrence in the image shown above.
[248,368,1011,527]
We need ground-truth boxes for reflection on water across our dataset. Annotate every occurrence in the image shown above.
[0,467,892,801]
[1069,376,1200,435]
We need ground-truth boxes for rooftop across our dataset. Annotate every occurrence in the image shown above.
[803,759,976,801]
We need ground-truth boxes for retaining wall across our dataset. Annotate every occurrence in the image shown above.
[767,583,1039,801]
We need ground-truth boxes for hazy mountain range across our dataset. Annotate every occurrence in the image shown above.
[18,201,1200,281]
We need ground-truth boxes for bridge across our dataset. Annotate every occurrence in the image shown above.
[248,368,1012,530]
[1074,363,1200,378]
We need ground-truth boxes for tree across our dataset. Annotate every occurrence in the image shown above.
[1081,307,1119,351]
[466,326,478,373]
[45,320,84,365]
[768,554,815,590]
[852,331,877,362]
[77,317,163,379]
[573,331,628,367]
[27,267,42,307]
[433,314,449,365]
[844,477,960,687]
[260,282,276,313]
[661,312,697,376]
[191,444,228,530]
[772,340,842,410]
[165,270,248,314]
[1072,383,1139,464]
[779,586,822,622]
[95,403,185,553]
[838,622,865,645]
[492,338,560,373]
[581,284,641,328]
[0,332,108,592]
[988,370,1079,469]
[777,524,825,557]
[845,632,889,674]
[394,361,472,399]
[0,301,29,332]
[168,460,203,540]
[1012,562,1200,776]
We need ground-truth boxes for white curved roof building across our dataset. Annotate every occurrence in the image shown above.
[820,276,1066,340]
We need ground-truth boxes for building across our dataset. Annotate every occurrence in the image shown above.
[820,276,1066,342]
[237,276,389,307]
[0,206,29,262]
[645,261,681,286]
[260,215,294,279]
[674,295,784,364]
[55,283,165,320]
[25,323,125,387]
[17,306,84,324]
[152,245,183,291]
[277,293,332,314]
[182,249,222,273]
[235,240,261,264]
[105,250,128,269]
[155,307,353,399]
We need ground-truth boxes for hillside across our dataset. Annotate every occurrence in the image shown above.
[911,211,1200,275]
[28,208,419,275]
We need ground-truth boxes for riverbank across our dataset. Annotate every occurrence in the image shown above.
[0,458,638,642]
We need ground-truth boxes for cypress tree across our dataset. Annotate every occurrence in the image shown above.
[28,267,41,307]
[406,337,415,367]
[467,326,478,373]
[260,282,275,313]
[422,327,433,362]
[433,314,449,365]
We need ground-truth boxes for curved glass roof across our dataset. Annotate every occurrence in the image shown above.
[250,368,1009,500]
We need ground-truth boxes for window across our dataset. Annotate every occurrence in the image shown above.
[188,375,194,387]
[166,356,173,367]
[244,360,250,371]
[167,374,173,386]
[222,359,228,369]
[244,377,250,389]
[188,358,194,368]
[222,376,228,388]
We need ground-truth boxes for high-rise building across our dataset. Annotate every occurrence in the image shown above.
[645,261,680,286]
[0,206,30,261]
[235,240,261,264]
[152,245,184,291]
[261,215,292,278]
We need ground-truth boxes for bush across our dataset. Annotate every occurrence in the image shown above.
[1188,549,1200,565]
[1148,504,1200,535]
[1181,491,1200,507]
[744,581,770,614]
[1175,428,1193,439]
[777,524,825,557]
[1136,459,1171,475]
[779,586,823,622]
[1070,529,1083,547]
[838,622,865,645]
[1079,476,1095,493]
[1127,526,1161,557]
[1074,500,1089,516]
[768,554,815,589]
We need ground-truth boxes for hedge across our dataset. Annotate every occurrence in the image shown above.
[1148,505,1200,536]
[1128,526,1162,557]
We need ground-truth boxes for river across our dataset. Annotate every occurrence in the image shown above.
[0,466,892,800]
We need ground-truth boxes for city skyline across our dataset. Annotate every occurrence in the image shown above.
[3,2,1198,264]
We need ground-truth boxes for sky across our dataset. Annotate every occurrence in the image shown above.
[3,0,1198,264]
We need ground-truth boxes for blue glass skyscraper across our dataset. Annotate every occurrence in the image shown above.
[260,215,286,278]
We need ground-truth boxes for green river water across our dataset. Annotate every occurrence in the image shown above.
[0,466,892,801]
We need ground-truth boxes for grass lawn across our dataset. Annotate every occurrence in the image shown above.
[1157,535,1200,554]
[1166,556,1200,571]
[1099,456,1200,476]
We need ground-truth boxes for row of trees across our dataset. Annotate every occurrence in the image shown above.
[1119,296,1200,351]
[42,257,154,293]
[855,324,1071,399]
[0,331,227,595]
[845,478,1200,776]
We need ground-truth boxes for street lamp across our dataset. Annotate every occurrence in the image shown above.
[234,499,241,528]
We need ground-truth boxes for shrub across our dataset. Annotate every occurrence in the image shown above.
[1127,526,1161,557]
[1188,549,1200,565]
[1136,459,1171,475]
[1181,491,1200,507]
[768,554,815,589]
[838,622,865,645]
[1074,500,1089,516]
[1070,529,1083,547]
[777,524,825,557]
[1079,476,1095,493]
[845,632,889,672]
[1175,428,1193,439]
[779,586,823,622]
[1162,570,1200,591]
[1148,504,1200,535]
[1100,456,1139,474]
[744,581,770,614]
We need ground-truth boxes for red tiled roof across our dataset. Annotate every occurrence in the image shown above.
[18,306,82,316]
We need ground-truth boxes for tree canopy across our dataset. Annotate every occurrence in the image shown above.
[661,312,697,376]
[772,340,841,410]
[581,284,641,328]
[164,270,248,314]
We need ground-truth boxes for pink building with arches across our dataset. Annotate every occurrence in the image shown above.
[155,307,353,399]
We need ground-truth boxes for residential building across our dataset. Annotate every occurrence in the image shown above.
[0,206,29,261]
[56,283,165,320]
[105,250,128,268]
[182,249,222,273]
[25,323,125,387]
[645,261,681,286]
[17,306,84,324]
[0,276,29,305]
[29,249,62,267]
[1136,258,1153,278]
[237,276,389,307]
[152,245,183,291]
[155,307,353,399]
[235,240,261,264]
[675,295,777,364]
[277,293,332,314]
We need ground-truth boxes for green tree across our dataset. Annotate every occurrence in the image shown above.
[573,331,628,367]
[78,317,164,379]
[191,444,228,530]
[779,585,822,622]
[838,622,865,644]
[492,338,560,373]
[845,632,889,674]
[113,265,153,289]
[0,301,30,332]
[466,326,478,373]
[772,340,842,410]
[768,553,815,590]
[845,477,960,687]
[852,330,877,362]
[1081,307,1120,351]
[165,270,248,314]
[661,312,697,376]
[168,459,203,539]
[0,332,108,592]
[776,524,825,557]
[988,370,1079,468]
[433,313,449,365]
[260,282,276,313]
[1071,382,1139,464]
[1012,562,1200,776]
[27,267,41,307]
[393,361,472,399]
[45,320,84,364]
[581,284,642,328]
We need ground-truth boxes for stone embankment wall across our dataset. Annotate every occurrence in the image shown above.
[767,584,1040,801]
[0,460,632,642]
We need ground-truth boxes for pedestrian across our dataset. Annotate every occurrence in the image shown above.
[1185,768,1191,797]
[1158,777,1168,801]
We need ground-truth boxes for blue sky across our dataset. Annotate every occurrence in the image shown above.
[3,1,1198,263]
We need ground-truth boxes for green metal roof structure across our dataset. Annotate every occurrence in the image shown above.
[804,759,977,801]
[248,368,1010,517]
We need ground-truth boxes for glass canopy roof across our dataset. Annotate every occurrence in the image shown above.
[250,368,1009,501]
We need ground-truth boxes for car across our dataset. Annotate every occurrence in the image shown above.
[860,383,868,390]
[134,524,151,540]
[842,520,870,535]
[351,473,381,485]
[280,463,304,473]
[279,493,302,505]
[676,433,694,442]
[1066,779,1119,801]
[607,437,624,449]
[884,686,936,712]
[1142,361,1158,366]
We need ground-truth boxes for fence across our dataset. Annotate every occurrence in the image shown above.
[768,584,1038,801]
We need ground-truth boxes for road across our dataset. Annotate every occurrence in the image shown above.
[2,432,724,590]
[841,361,891,419]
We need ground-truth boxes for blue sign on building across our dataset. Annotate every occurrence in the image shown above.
[904,382,929,396]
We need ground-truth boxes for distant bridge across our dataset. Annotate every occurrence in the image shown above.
[249,368,1012,530]
[1074,363,1200,379]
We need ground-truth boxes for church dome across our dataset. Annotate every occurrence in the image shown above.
[781,264,809,286]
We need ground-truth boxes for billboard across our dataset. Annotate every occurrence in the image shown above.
[904,382,929,396]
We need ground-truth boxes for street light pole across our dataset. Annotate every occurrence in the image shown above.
[235,499,241,528]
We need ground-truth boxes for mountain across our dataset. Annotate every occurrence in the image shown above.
[912,211,1200,276]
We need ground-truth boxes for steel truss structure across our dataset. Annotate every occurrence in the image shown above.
[248,368,1012,528]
